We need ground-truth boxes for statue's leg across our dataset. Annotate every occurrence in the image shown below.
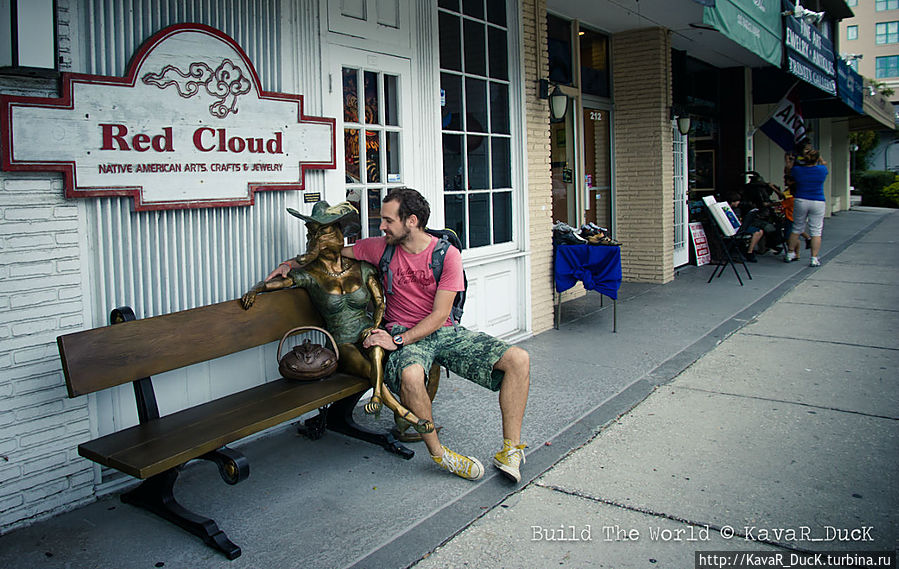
[364,345,434,434]
[337,344,383,415]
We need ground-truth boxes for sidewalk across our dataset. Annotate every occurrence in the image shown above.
[411,208,899,568]
[0,207,895,569]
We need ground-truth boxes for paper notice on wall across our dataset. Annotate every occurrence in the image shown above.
[689,222,710,266]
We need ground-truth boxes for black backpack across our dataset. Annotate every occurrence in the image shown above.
[378,228,467,326]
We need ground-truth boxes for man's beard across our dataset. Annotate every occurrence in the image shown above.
[383,226,410,245]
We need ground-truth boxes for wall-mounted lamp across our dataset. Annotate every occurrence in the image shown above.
[670,108,691,136]
[539,79,569,121]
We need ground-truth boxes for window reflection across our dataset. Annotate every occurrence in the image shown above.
[465,78,488,133]
[345,129,360,183]
[441,73,463,131]
[467,135,488,189]
[443,134,464,191]
[468,193,490,247]
[464,19,486,76]
[364,71,379,124]
[444,194,467,249]
[493,191,512,243]
[384,74,399,126]
[366,130,381,183]
[580,28,610,97]
[343,68,359,123]
[491,137,511,188]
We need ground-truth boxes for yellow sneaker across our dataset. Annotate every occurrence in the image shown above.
[431,446,484,481]
[493,439,526,483]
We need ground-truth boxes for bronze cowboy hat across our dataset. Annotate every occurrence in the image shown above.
[287,201,361,237]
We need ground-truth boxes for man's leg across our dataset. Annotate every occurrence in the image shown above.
[399,363,484,480]
[494,346,530,445]
[492,346,530,483]
[398,364,441,456]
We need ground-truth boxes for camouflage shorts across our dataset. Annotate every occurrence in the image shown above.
[383,325,510,394]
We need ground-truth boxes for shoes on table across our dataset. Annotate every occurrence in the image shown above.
[431,446,484,481]
[493,439,527,483]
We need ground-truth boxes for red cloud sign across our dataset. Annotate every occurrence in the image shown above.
[0,24,335,210]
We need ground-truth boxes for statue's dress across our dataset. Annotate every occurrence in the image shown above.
[288,261,378,345]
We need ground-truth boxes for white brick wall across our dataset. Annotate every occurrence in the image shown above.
[0,169,96,533]
[0,1,96,532]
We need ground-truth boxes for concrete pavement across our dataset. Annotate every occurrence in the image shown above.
[412,210,899,568]
[0,206,895,569]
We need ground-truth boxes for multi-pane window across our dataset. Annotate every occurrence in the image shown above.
[876,21,899,43]
[847,25,858,40]
[343,67,404,236]
[438,0,512,249]
[876,0,898,11]
[849,59,859,71]
[876,55,899,77]
[847,0,857,6]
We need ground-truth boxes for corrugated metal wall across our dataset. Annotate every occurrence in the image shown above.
[72,0,327,444]
[80,0,300,322]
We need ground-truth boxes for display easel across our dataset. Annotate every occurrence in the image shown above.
[702,196,753,286]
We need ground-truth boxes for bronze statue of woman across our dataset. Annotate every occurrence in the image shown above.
[240,201,434,435]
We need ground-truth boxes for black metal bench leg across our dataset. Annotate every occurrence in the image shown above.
[325,392,415,460]
[122,469,242,560]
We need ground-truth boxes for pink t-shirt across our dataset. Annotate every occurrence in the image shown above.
[352,236,464,329]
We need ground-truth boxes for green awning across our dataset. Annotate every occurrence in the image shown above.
[703,0,783,67]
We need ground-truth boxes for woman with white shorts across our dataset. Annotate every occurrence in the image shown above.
[785,147,828,267]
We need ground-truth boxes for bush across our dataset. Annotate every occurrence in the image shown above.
[851,170,898,206]
[881,181,899,208]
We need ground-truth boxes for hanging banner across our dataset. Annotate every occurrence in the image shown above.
[703,0,783,67]
[783,3,836,96]
[0,24,336,210]
[759,84,807,152]
[836,59,864,115]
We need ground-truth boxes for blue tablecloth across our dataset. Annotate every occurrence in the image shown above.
[554,244,622,299]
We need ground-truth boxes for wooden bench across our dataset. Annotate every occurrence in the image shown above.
[56,288,413,559]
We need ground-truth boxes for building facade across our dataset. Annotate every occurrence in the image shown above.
[0,0,865,534]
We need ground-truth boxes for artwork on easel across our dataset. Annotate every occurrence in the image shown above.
[702,195,739,237]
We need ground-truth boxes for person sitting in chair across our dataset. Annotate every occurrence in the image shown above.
[726,191,764,262]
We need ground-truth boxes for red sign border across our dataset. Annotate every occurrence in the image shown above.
[0,23,336,211]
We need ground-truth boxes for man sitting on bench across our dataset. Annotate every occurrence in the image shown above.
[270,188,531,483]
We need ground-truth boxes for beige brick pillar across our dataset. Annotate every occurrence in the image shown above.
[523,0,554,334]
[611,28,675,283]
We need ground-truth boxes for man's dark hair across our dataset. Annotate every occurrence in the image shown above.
[384,187,430,228]
[725,191,742,204]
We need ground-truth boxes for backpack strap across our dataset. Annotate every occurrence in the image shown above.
[379,243,397,295]
[429,236,464,328]
[429,235,450,286]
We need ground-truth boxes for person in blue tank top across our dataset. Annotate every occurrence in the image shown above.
[784,146,828,267]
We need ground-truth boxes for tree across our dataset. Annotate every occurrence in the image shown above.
[849,130,879,171]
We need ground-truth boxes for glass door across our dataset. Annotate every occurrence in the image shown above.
[673,124,690,267]
[583,105,612,233]
[550,111,576,225]
[328,47,413,237]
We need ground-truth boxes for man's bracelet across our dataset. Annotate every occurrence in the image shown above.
[279,261,291,267]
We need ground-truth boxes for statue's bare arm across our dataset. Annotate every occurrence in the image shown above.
[240,276,296,309]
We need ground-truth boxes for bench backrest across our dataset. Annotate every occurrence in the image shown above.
[57,288,324,398]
